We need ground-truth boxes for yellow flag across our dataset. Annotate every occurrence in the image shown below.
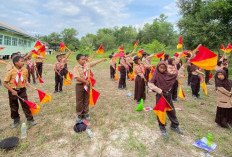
[200,82,208,95]
[178,85,185,99]
[64,78,71,85]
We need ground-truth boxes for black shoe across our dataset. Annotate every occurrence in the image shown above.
[84,115,91,121]
[170,126,183,135]
[59,90,63,93]
[76,115,83,123]
[53,91,58,93]
[192,95,197,99]
[161,130,169,138]
[172,98,177,102]
[118,87,123,90]
[11,118,20,128]
[196,95,201,99]
[27,119,37,126]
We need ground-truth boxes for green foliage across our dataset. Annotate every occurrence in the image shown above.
[177,0,232,50]
[142,40,166,53]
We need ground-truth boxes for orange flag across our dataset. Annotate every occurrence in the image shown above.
[34,41,42,49]
[178,85,185,99]
[153,52,165,59]
[200,81,208,95]
[97,45,104,54]
[190,46,217,70]
[114,74,119,81]
[60,42,67,52]
[153,96,173,124]
[177,36,183,49]
[36,89,52,104]
[137,49,144,58]
[66,72,73,81]
[134,40,139,48]
[38,45,46,57]
[64,78,71,85]
[225,43,232,53]
[0,47,5,51]
[38,76,44,83]
[89,88,100,106]
[24,100,40,115]
[128,73,135,81]
[118,46,124,52]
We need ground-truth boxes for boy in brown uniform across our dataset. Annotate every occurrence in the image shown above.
[26,55,36,84]
[35,55,45,78]
[4,56,37,128]
[54,54,64,93]
[73,54,107,122]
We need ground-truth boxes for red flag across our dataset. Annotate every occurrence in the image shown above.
[89,89,100,106]
[134,40,139,48]
[190,46,217,70]
[118,46,124,52]
[114,52,125,58]
[220,45,225,51]
[153,52,165,59]
[60,42,67,52]
[137,49,144,57]
[90,77,96,87]
[97,45,104,54]
[38,45,46,57]
[23,100,40,115]
[0,47,5,50]
[177,36,183,49]
[153,96,173,124]
[225,43,232,53]
[209,73,213,80]
[38,76,44,83]
[34,41,42,49]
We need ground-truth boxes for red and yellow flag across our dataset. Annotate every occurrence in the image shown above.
[114,52,125,58]
[128,72,135,81]
[174,51,188,59]
[90,77,96,87]
[225,43,232,53]
[220,45,226,52]
[178,85,185,99]
[24,100,40,115]
[153,52,165,59]
[34,41,42,49]
[89,88,100,106]
[200,81,208,95]
[31,49,39,58]
[0,47,5,51]
[64,78,71,85]
[177,36,183,49]
[153,96,173,125]
[38,76,44,83]
[209,73,213,80]
[137,49,144,58]
[38,45,46,57]
[36,89,51,104]
[60,42,67,52]
[66,72,73,81]
[134,40,139,48]
[118,46,124,52]
[97,45,104,54]
[190,46,217,70]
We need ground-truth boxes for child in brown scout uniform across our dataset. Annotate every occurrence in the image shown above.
[148,60,188,138]
[35,55,46,78]
[26,55,36,84]
[215,70,232,129]
[109,55,116,80]
[74,54,107,122]
[126,52,133,80]
[141,52,155,82]
[54,54,64,93]
[3,56,37,128]
[134,56,146,104]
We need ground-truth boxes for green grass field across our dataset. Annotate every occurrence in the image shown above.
[0,54,231,157]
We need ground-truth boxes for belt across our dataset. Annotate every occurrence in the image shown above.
[76,83,83,85]
[13,87,25,91]
[163,91,171,94]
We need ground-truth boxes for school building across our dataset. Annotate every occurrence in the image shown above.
[0,20,37,57]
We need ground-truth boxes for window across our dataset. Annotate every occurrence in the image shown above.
[0,35,3,45]
[4,36,11,45]
[18,39,23,46]
[27,41,31,47]
[12,38,18,46]
[24,40,27,47]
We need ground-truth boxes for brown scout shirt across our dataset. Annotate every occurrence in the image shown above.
[73,63,87,84]
[4,67,28,88]
[134,64,145,79]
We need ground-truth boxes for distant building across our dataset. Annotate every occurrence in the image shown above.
[0,20,37,56]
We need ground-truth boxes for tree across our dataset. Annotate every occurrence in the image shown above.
[61,28,80,50]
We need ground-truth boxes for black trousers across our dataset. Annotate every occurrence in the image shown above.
[156,93,179,131]
[110,66,115,79]
[134,75,146,102]
[191,75,200,97]
[205,70,210,84]
[188,73,192,85]
[127,63,133,79]
[170,80,178,100]
[36,62,43,78]
[118,66,126,88]
[63,64,68,78]
[55,72,63,92]
[8,88,33,121]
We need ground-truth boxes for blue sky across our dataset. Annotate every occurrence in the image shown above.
[0,0,180,38]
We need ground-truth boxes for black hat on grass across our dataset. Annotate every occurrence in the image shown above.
[0,137,19,151]
[74,122,87,133]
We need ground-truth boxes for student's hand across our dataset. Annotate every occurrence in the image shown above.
[160,92,163,96]
[26,82,31,87]
[12,90,18,96]
[86,80,90,86]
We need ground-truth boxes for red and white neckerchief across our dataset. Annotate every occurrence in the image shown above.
[28,59,33,72]
[82,66,89,93]
[14,70,25,87]
[58,62,62,72]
